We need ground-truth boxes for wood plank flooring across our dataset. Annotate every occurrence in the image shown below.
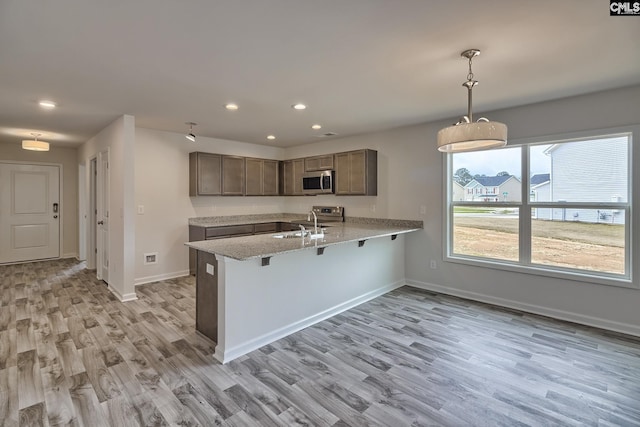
[1,259,639,426]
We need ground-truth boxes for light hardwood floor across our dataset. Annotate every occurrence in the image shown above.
[1,259,639,426]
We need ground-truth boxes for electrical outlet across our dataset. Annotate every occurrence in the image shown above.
[144,252,158,265]
[137,205,144,214]
[430,259,437,269]
[206,263,215,275]
[370,204,376,212]
[420,205,427,215]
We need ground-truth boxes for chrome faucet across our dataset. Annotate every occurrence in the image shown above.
[308,210,318,234]
[298,224,306,236]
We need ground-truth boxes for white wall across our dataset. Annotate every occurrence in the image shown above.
[134,127,287,284]
[325,84,640,336]
[79,115,136,301]
[215,234,406,363]
[130,85,640,337]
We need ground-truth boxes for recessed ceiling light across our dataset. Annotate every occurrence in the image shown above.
[311,124,322,130]
[225,103,239,110]
[267,135,276,140]
[292,103,306,110]
[39,100,56,109]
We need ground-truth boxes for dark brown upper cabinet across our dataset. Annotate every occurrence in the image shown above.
[335,149,377,196]
[189,152,222,196]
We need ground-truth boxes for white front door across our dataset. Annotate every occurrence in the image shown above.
[0,162,60,263]
[96,151,109,283]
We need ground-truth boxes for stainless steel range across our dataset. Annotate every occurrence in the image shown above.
[291,205,344,227]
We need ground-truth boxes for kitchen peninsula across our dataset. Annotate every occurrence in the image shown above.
[186,213,422,364]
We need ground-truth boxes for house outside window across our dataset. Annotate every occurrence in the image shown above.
[447,131,633,287]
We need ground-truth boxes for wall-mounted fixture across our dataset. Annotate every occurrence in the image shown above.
[185,122,197,142]
[22,133,50,151]
[437,49,507,153]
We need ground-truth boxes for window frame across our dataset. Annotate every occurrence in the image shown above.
[443,126,636,289]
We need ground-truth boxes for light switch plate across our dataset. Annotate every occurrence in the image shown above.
[206,263,215,275]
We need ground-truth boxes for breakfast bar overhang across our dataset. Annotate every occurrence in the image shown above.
[186,220,422,364]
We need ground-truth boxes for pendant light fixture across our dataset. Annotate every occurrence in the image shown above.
[185,122,197,142]
[22,133,50,151]
[437,49,507,153]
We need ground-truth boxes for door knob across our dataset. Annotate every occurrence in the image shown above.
[97,221,104,225]
[53,215,58,219]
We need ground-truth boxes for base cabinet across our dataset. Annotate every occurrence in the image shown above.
[196,251,218,342]
[189,222,290,274]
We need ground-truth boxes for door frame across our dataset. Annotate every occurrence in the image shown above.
[96,149,109,283]
[0,160,63,263]
[87,157,97,269]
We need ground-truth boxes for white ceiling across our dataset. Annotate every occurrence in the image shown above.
[1,0,638,148]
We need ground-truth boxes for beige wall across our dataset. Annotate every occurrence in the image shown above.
[134,127,287,284]
[79,115,137,301]
[291,85,640,336]
[0,140,78,257]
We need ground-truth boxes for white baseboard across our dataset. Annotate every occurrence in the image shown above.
[108,285,138,303]
[134,269,191,287]
[62,252,78,259]
[406,279,640,338]
[214,279,406,364]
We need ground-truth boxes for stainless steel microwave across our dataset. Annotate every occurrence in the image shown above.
[302,170,334,194]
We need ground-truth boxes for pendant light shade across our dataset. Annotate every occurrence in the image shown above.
[437,119,508,153]
[22,133,50,151]
[437,49,507,153]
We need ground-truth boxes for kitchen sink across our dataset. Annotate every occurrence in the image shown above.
[272,230,327,239]
[273,231,305,239]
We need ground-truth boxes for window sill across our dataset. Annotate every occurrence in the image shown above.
[445,254,636,290]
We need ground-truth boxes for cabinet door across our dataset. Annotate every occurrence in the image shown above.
[335,152,351,195]
[245,158,263,196]
[349,150,367,195]
[222,156,245,195]
[189,152,221,196]
[282,160,294,195]
[304,155,334,172]
[263,160,279,195]
[292,159,305,195]
[282,159,305,195]
[334,149,377,195]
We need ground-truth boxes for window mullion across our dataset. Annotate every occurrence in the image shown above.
[521,145,531,265]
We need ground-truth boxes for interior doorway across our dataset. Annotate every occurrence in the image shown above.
[0,162,61,264]
[96,150,109,283]
[88,151,110,283]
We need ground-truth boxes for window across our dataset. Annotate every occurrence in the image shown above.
[446,132,633,286]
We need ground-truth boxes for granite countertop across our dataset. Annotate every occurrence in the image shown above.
[185,218,422,261]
